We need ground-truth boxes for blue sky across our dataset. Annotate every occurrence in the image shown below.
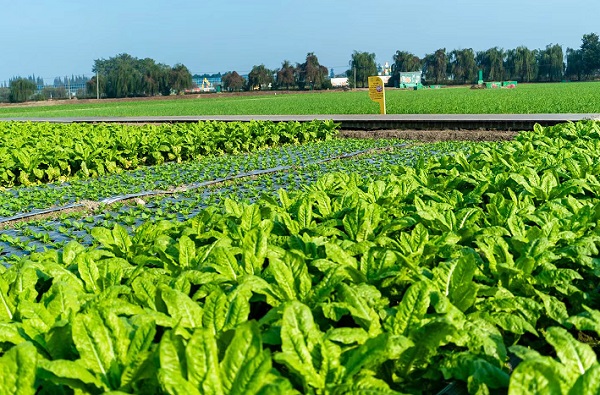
[1,0,598,84]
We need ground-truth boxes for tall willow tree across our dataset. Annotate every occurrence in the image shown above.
[248,64,274,90]
[389,51,422,87]
[276,60,296,90]
[346,51,377,88]
[296,53,330,90]
[581,33,600,78]
[422,48,448,84]
[8,78,37,103]
[92,54,192,98]
[448,48,477,84]
[537,44,564,82]
[476,47,505,81]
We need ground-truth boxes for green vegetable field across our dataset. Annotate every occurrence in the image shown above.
[2,120,600,394]
[1,82,600,117]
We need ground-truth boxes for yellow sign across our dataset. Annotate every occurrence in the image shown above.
[368,76,386,114]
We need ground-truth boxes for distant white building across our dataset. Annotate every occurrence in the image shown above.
[379,75,391,85]
[330,77,349,88]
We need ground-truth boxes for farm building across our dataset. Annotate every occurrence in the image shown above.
[330,77,349,88]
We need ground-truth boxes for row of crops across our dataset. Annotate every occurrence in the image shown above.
[2,120,600,394]
[0,133,472,261]
[2,83,600,117]
[0,120,338,187]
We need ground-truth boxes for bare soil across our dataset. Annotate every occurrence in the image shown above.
[0,200,101,230]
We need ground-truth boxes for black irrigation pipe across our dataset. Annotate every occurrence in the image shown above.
[0,203,85,224]
[0,144,408,226]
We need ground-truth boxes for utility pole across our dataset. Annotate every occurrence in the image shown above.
[353,67,356,90]
[96,70,99,99]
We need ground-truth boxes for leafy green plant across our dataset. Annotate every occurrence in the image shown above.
[3,121,600,393]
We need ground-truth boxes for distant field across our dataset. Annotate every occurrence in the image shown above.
[1,82,599,117]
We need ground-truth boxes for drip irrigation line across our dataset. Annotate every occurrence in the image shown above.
[0,143,407,225]
[0,203,84,224]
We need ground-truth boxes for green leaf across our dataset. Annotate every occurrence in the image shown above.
[508,359,564,395]
[43,282,81,320]
[483,311,538,336]
[267,250,310,302]
[18,300,55,347]
[72,310,116,387]
[112,224,133,256]
[159,330,186,383]
[311,191,332,218]
[220,321,271,395]
[208,246,242,281]
[274,301,325,390]
[342,333,390,379]
[186,329,222,394]
[331,374,403,395]
[45,323,77,361]
[78,255,100,293]
[395,319,457,378]
[544,326,596,376]
[440,353,509,390]
[0,322,26,345]
[91,225,132,257]
[324,242,358,268]
[435,252,478,312]
[278,189,292,210]
[91,227,116,250]
[121,317,156,388]
[38,358,105,391]
[0,342,37,395]
[567,305,600,336]
[177,235,196,269]
[569,363,600,395]
[342,201,380,242]
[222,288,252,332]
[296,197,313,229]
[131,275,158,310]
[337,283,381,334]
[535,291,568,324]
[325,327,369,346]
[11,265,40,303]
[202,288,229,335]
[241,204,262,232]
[0,277,14,321]
[160,286,203,329]
[241,227,269,275]
[158,369,201,395]
[392,281,431,336]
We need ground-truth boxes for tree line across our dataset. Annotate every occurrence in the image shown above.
[88,54,192,98]
[385,33,600,87]
[222,53,332,92]
[388,44,566,86]
[2,54,194,103]
[3,32,599,103]
[226,32,600,90]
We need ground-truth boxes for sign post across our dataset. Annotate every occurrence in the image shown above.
[368,76,386,114]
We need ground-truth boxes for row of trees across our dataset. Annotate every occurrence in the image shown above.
[1,74,91,103]
[4,32,600,102]
[221,53,331,92]
[382,33,600,87]
[388,44,566,85]
[223,32,600,92]
[87,54,193,98]
[4,54,194,102]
